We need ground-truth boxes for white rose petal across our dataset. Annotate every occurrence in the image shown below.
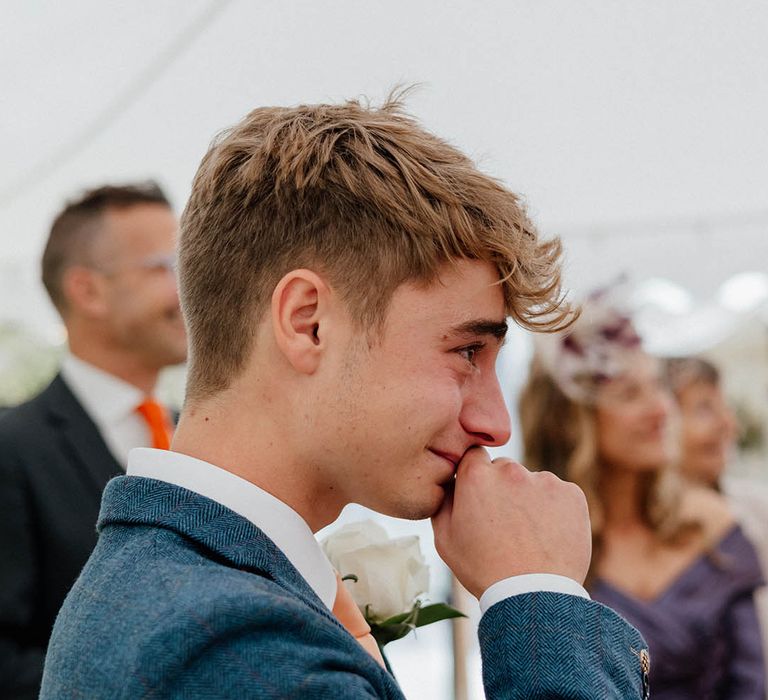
[321,520,430,621]
[322,520,388,564]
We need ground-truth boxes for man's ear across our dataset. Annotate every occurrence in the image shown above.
[271,270,332,374]
[61,266,110,318]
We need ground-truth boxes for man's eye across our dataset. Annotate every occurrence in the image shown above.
[458,344,482,364]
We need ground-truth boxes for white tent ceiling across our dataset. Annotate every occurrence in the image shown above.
[2,0,767,338]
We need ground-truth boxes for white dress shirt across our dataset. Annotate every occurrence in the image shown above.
[127,449,588,614]
[61,354,152,468]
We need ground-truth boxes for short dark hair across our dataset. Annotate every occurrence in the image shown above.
[41,181,171,313]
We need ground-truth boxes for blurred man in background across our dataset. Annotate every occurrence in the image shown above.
[0,182,187,698]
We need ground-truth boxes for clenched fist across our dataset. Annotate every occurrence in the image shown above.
[431,448,591,599]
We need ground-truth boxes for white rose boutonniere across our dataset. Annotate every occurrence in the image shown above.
[322,520,465,654]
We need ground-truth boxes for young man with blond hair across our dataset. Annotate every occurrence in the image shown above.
[41,97,649,698]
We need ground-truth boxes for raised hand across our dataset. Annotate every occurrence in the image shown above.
[431,448,591,598]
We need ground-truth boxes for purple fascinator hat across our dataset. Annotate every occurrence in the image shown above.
[535,282,643,403]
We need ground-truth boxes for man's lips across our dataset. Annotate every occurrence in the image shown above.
[428,449,462,470]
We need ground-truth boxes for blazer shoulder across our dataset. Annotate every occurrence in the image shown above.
[0,373,116,485]
[0,375,67,438]
[0,389,55,472]
[81,520,322,623]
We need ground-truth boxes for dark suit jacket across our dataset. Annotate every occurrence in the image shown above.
[0,374,122,699]
[41,476,650,699]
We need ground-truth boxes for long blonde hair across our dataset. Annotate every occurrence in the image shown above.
[519,357,694,581]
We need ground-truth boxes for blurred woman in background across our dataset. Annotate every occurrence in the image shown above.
[667,357,736,488]
[519,289,765,699]
[668,356,768,675]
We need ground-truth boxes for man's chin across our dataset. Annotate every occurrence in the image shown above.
[377,489,445,521]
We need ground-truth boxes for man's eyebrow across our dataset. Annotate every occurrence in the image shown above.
[450,319,509,341]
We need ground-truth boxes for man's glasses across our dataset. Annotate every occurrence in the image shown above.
[94,252,178,277]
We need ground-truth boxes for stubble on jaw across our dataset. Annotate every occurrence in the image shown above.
[384,478,449,521]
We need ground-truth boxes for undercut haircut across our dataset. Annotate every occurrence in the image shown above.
[179,93,574,402]
[41,181,171,314]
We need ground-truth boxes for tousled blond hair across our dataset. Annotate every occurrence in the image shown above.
[180,93,572,401]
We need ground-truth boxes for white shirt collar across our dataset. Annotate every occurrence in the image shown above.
[61,353,145,425]
[126,448,338,610]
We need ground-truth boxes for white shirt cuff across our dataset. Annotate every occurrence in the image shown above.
[479,573,590,615]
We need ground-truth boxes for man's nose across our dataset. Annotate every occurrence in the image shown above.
[459,375,512,447]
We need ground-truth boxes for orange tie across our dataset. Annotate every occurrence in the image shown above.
[332,574,386,668]
[136,398,173,450]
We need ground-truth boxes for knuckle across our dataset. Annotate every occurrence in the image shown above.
[534,469,561,487]
[501,460,529,484]
[490,456,513,466]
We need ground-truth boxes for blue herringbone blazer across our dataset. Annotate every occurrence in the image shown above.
[40,476,649,698]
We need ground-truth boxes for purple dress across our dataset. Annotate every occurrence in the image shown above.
[592,525,765,699]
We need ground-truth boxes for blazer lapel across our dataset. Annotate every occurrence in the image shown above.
[43,374,123,496]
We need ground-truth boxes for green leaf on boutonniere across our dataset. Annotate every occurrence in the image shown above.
[366,601,466,646]
[410,603,466,627]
